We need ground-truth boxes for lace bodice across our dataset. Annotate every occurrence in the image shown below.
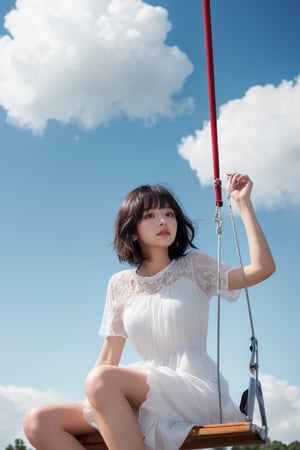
[85,250,244,443]
[99,250,239,339]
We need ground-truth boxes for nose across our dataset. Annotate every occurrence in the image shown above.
[159,215,167,225]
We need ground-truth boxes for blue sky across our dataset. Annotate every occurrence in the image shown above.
[1,0,300,446]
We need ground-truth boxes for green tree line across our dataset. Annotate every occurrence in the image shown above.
[231,441,300,450]
[5,439,32,450]
[5,437,300,450]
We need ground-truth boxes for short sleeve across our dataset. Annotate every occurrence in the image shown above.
[99,275,128,338]
[189,251,240,302]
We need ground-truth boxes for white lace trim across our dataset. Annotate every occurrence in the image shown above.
[99,250,238,338]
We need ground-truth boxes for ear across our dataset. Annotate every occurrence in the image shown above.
[132,234,138,242]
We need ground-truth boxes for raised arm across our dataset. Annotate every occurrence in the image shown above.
[227,173,276,290]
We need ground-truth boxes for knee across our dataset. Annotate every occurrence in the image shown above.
[23,406,48,446]
[85,365,117,407]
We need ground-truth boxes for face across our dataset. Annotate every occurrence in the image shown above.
[134,207,177,255]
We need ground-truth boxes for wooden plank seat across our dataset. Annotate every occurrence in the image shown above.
[76,421,266,449]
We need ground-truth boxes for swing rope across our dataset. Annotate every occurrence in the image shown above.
[202,0,256,340]
[227,198,256,338]
[215,207,223,423]
[202,0,224,423]
[202,0,267,434]
[228,197,268,432]
[202,0,222,208]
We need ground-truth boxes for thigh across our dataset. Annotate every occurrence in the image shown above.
[91,365,149,407]
[113,366,149,406]
[33,401,96,435]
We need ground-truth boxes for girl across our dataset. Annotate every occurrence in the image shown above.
[23,173,275,450]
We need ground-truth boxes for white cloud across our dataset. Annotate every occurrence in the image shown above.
[0,385,66,449]
[0,0,193,133]
[178,76,300,209]
[258,374,300,444]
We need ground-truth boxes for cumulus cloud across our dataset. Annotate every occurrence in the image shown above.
[0,0,193,133]
[0,385,66,449]
[259,374,300,444]
[178,77,300,209]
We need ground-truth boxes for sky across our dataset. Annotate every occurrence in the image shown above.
[0,0,300,447]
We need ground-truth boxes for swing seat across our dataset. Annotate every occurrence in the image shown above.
[76,421,267,450]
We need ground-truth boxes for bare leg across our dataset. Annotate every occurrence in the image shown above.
[85,365,149,450]
[23,402,95,450]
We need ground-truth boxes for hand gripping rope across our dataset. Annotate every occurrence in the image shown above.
[202,0,268,438]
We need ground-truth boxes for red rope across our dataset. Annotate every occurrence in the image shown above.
[202,0,223,207]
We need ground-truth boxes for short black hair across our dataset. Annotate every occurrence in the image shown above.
[114,184,196,266]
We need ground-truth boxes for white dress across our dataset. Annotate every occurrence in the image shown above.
[83,250,245,450]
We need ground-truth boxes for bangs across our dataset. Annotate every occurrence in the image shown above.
[138,185,175,214]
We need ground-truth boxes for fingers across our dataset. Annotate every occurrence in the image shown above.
[226,173,252,188]
[226,173,253,200]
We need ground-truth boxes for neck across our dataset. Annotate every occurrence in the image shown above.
[137,250,171,277]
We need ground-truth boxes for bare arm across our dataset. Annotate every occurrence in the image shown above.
[95,336,126,366]
[227,174,276,290]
